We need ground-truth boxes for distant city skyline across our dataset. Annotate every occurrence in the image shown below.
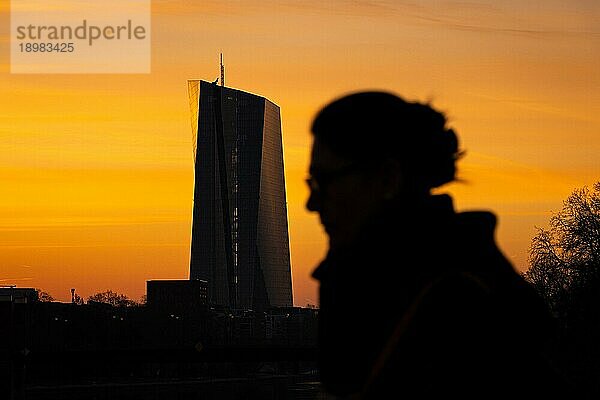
[0,1,599,305]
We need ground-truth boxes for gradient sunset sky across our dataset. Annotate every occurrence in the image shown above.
[1,0,599,305]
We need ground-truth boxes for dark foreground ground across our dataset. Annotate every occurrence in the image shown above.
[23,373,326,400]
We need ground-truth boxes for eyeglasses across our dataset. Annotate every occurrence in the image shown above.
[306,163,367,194]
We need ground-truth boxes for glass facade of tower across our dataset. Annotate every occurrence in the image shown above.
[189,80,293,309]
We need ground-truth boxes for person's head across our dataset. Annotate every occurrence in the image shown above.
[306,91,461,250]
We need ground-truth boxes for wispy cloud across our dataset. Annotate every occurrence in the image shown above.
[0,244,186,249]
[412,14,600,38]
[152,0,600,38]
[8,0,130,13]
[0,277,33,282]
[151,0,418,17]
[152,0,245,16]
[152,0,419,18]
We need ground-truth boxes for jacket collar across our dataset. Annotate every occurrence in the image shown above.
[313,194,457,281]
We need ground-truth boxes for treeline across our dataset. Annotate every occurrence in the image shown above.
[525,182,600,398]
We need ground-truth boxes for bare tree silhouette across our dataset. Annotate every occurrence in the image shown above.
[87,290,139,307]
[525,182,600,321]
[525,182,600,398]
[35,288,55,302]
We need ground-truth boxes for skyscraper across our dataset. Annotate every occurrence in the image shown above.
[187,80,293,309]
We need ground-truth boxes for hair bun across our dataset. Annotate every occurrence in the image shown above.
[311,91,463,190]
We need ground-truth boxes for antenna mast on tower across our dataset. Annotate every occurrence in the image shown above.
[220,53,225,87]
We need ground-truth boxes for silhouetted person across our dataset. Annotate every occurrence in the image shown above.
[306,92,574,399]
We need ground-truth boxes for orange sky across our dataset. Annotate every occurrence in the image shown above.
[1,1,599,306]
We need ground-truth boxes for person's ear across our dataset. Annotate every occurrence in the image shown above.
[380,158,403,200]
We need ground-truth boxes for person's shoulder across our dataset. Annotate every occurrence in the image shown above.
[452,210,516,273]
[454,210,497,241]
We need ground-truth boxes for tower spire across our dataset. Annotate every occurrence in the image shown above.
[220,53,224,87]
